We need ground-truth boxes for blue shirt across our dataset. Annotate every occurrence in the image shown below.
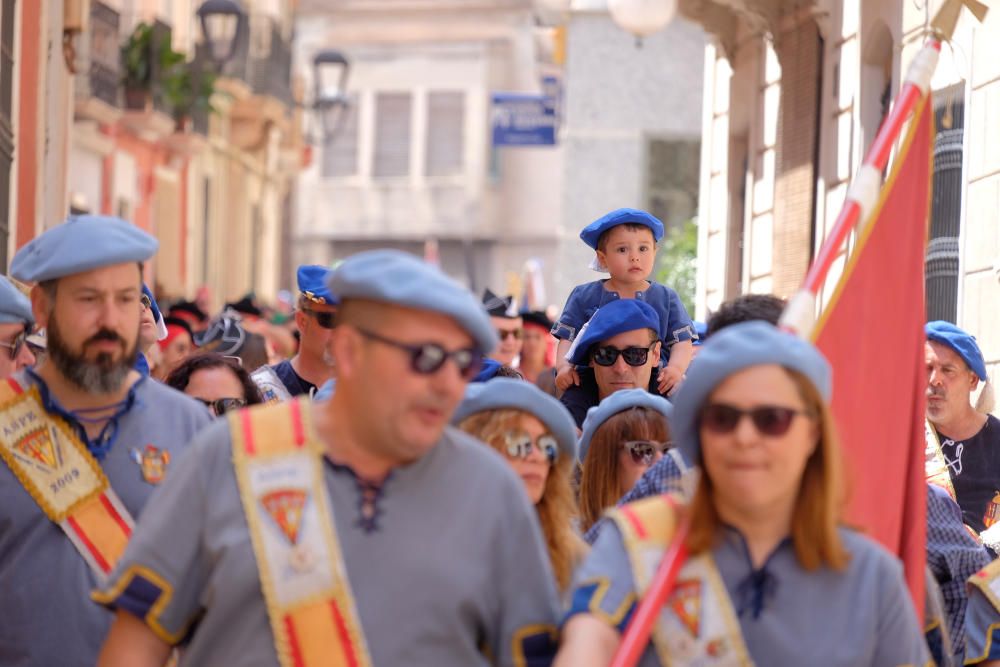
[551,280,695,364]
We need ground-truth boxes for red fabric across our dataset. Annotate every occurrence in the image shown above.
[158,323,188,350]
[811,97,933,617]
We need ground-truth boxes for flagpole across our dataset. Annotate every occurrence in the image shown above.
[608,2,986,666]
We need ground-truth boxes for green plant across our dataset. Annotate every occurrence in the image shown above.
[654,218,698,315]
[160,55,217,122]
[121,23,154,88]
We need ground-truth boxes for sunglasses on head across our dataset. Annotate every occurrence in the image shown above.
[503,430,559,464]
[591,344,655,367]
[197,397,247,416]
[354,327,482,380]
[497,328,522,341]
[0,328,28,361]
[623,439,670,466]
[304,309,336,330]
[700,403,811,437]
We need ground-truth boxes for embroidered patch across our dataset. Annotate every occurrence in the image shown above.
[261,488,308,545]
[13,426,59,470]
[669,579,702,637]
[131,445,170,485]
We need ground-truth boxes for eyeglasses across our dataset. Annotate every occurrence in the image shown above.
[503,430,559,464]
[623,440,670,466]
[140,294,152,311]
[304,309,336,330]
[196,397,247,416]
[354,327,482,380]
[0,329,28,361]
[591,344,655,367]
[497,328,522,341]
[700,403,812,437]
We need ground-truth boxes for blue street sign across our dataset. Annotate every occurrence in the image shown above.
[491,92,557,146]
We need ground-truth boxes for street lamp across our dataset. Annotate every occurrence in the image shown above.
[311,50,351,140]
[608,0,678,40]
[196,0,248,68]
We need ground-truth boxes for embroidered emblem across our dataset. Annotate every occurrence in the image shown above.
[985,491,1000,529]
[669,578,702,637]
[13,426,59,470]
[130,445,170,485]
[261,488,308,545]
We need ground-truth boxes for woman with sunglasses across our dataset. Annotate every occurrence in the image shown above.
[557,321,929,666]
[577,389,673,538]
[165,353,263,417]
[454,377,586,595]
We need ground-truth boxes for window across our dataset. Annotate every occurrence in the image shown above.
[0,0,14,269]
[925,88,964,323]
[321,94,358,178]
[372,92,412,178]
[425,91,464,177]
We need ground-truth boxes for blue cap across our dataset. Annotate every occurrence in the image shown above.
[0,276,33,326]
[327,249,498,354]
[297,265,338,306]
[452,377,577,460]
[567,298,661,366]
[10,215,158,283]
[142,283,168,341]
[579,208,665,250]
[578,388,673,463]
[672,321,832,465]
[693,321,707,346]
[926,320,987,381]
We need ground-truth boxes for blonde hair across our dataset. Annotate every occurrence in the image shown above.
[458,409,586,591]
[578,407,670,534]
[685,368,850,571]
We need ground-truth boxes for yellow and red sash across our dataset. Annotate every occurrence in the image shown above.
[924,420,957,501]
[230,399,373,667]
[608,496,753,667]
[0,378,134,580]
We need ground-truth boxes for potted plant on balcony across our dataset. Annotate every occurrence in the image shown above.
[161,54,217,132]
[121,23,154,110]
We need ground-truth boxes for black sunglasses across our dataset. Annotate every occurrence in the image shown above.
[355,327,482,379]
[497,328,522,341]
[197,397,247,416]
[304,309,336,330]
[622,440,671,466]
[140,294,152,311]
[700,403,811,437]
[0,328,28,361]
[591,344,655,367]
[503,430,559,464]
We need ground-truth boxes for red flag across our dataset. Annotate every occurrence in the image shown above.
[811,96,933,614]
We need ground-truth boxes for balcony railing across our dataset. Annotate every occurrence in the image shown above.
[75,1,121,109]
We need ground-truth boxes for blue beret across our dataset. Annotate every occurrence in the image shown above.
[567,298,661,366]
[578,388,673,463]
[142,284,168,341]
[10,215,157,283]
[693,320,707,346]
[472,358,503,383]
[926,320,987,381]
[672,321,831,465]
[297,265,337,306]
[0,276,33,326]
[327,250,498,353]
[580,208,665,250]
[452,377,577,460]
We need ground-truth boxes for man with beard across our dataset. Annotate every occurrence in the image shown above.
[0,215,211,667]
[252,265,337,400]
[96,249,561,667]
[925,321,1000,540]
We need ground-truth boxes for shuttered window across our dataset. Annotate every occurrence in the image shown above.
[925,90,964,323]
[425,91,464,177]
[321,95,358,178]
[372,92,411,178]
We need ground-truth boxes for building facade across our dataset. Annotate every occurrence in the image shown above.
[693,0,1000,379]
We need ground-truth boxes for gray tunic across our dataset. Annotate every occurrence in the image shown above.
[963,563,1000,664]
[98,417,563,666]
[0,372,211,667]
[568,520,931,666]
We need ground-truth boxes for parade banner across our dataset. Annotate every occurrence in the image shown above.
[811,94,934,615]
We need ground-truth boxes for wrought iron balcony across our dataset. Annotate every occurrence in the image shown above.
[75,0,122,122]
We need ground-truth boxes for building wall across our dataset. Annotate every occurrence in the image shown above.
[696,0,1000,385]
